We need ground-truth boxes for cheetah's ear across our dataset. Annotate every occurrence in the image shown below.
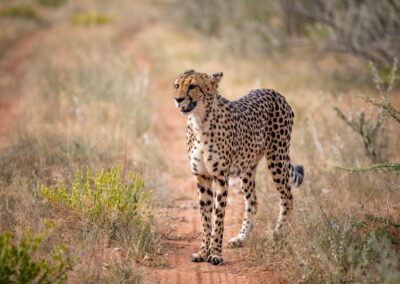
[211,72,223,88]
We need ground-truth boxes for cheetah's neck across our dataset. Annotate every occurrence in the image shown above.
[188,103,209,136]
[188,95,226,136]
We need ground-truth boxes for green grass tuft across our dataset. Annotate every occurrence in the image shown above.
[70,11,115,26]
[41,166,153,225]
[0,3,39,20]
[41,166,160,261]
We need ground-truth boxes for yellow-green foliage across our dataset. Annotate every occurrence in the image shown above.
[366,97,400,124]
[0,3,39,20]
[41,166,153,226]
[70,12,115,26]
[0,220,69,283]
[37,0,67,8]
[41,166,159,261]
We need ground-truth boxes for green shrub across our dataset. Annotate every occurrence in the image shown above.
[0,3,39,20]
[336,59,399,172]
[70,12,115,26]
[0,221,69,283]
[41,166,153,224]
[41,166,160,261]
[333,105,385,163]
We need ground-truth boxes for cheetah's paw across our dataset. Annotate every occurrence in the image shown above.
[227,236,246,248]
[191,252,207,262]
[273,229,288,241]
[207,254,224,265]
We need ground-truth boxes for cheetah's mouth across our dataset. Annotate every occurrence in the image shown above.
[181,101,197,113]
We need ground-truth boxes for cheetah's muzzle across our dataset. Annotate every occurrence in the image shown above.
[180,101,197,113]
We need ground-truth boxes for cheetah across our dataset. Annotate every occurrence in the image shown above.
[173,70,304,265]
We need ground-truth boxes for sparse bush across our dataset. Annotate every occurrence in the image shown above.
[336,59,400,172]
[293,205,400,283]
[333,104,385,163]
[341,98,400,174]
[333,59,399,163]
[250,201,400,283]
[284,0,400,65]
[0,221,69,283]
[41,166,160,261]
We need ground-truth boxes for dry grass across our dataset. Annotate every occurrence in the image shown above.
[0,0,166,282]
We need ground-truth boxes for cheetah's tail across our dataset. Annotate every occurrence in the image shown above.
[290,164,304,188]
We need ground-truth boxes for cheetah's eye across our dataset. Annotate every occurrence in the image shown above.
[174,84,179,89]
[188,84,197,90]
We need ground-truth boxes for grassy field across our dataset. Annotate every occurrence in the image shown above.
[0,0,166,282]
[0,0,399,283]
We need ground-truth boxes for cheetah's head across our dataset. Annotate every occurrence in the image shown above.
[173,70,223,114]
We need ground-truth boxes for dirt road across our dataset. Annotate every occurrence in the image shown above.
[128,26,290,284]
[0,32,42,148]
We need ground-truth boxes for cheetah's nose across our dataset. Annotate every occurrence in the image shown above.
[175,97,184,103]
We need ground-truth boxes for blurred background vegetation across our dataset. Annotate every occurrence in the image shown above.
[175,0,400,66]
[0,0,399,283]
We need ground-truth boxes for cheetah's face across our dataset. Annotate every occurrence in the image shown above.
[173,70,223,114]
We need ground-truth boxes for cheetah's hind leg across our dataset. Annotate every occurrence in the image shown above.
[271,161,305,241]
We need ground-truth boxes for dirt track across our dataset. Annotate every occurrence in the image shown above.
[128,26,290,284]
[0,31,41,148]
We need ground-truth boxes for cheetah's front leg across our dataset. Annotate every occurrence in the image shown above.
[191,175,213,262]
[208,177,228,265]
[228,168,257,248]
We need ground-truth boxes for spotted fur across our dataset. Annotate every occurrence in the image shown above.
[173,70,304,265]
